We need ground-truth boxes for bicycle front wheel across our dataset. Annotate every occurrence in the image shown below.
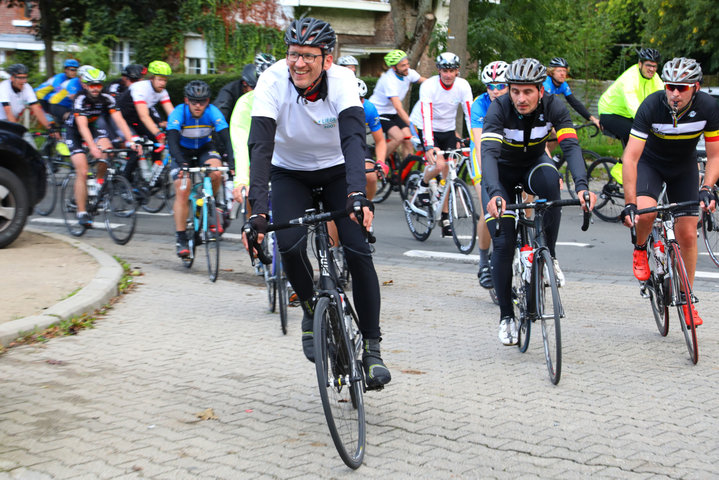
[277,261,288,335]
[647,229,669,336]
[535,249,562,384]
[587,157,624,223]
[35,161,57,216]
[264,232,276,311]
[60,173,86,237]
[104,175,137,245]
[203,197,220,282]
[512,249,530,353]
[372,167,392,204]
[449,178,477,254]
[669,244,698,364]
[701,206,719,268]
[313,296,366,469]
[403,171,433,241]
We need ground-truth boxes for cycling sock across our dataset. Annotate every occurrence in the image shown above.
[479,247,490,268]
[635,241,648,250]
[176,230,187,241]
[419,179,429,188]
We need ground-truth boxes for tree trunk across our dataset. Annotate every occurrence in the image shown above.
[446,0,469,77]
[406,12,436,69]
[390,0,436,70]
[38,0,54,76]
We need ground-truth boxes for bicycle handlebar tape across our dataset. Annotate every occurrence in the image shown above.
[494,197,503,237]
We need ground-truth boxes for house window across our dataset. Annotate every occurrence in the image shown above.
[110,41,134,75]
[187,58,202,75]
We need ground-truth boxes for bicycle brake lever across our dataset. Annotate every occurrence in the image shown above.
[493,197,503,237]
[629,210,637,245]
[353,201,376,244]
[581,191,592,232]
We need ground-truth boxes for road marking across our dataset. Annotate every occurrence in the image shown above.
[137,211,172,216]
[404,250,478,263]
[30,217,127,230]
[556,241,592,247]
[695,270,719,279]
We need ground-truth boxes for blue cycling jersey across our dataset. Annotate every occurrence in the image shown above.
[363,99,382,133]
[469,93,492,154]
[167,103,228,150]
[543,77,572,96]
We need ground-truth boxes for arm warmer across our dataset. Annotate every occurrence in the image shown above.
[565,94,592,121]
[338,106,368,195]
[216,127,235,171]
[247,116,277,215]
[167,130,186,168]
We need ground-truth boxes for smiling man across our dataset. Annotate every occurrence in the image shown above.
[480,58,595,346]
[244,17,390,389]
[621,57,719,327]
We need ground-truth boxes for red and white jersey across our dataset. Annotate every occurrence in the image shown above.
[368,68,422,115]
[128,80,171,108]
[419,75,472,148]
[0,80,37,120]
[251,61,361,171]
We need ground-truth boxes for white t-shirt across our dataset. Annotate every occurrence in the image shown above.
[409,100,422,129]
[368,68,422,115]
[129,80,171,108]
[0,79,38,120]
[419,75,473,147]
[252,61,362,171]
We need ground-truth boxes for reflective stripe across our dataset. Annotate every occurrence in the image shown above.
[481,132,503,142]
[556,127,577,142]
[651,120,706,135]
[629,132,647,142]
[630,128,648,140]
[502,124,553,143]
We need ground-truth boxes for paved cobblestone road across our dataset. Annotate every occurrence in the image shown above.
[2,235,719,479]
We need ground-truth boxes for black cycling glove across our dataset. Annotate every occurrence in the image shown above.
[621,203,637,223]
[699,187,716,208]
[246,214,268,236]
[346,192,374,217]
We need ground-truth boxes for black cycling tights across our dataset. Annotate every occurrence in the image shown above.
[271,165,381,339]
[483,159,562,319]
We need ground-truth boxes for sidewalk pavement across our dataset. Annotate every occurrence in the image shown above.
[0,228,123,347]
[1,231,719,479]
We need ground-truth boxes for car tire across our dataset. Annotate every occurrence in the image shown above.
[0,166,30,249]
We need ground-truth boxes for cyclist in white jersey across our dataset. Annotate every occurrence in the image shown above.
[244,17,390,390]
[0,64,53,130]
[369,49,425,161]
[413,53,473,236]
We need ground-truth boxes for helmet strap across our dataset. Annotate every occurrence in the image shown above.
[291,67,328,102]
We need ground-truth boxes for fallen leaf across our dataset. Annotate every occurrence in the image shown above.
[221,268,234,272]
[46,359,66,366]
[195,408,218,420]
[382,279,394,286]
[401,369,426,375]
[132,465,143,472]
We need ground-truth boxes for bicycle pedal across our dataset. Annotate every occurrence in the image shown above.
[365,384,384,392]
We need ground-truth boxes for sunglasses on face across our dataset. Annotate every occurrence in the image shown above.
[14,75,28,80]
[665,83,693,93]
[67,68,78,71]
[188,99,209,106]
[487,83,507,91]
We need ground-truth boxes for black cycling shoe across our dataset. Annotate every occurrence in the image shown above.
[362,338,391,390]
[301,300,315,363]
[416,191,431,207]
[478,265,493,289]
[176,238,190,258]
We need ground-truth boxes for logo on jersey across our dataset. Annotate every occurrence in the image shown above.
[689,111,697,118]
[314,117,337,129]
[539,114,545,122]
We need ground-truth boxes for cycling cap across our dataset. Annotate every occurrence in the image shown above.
[7,64,28,76]
[254,53,276,75]
[662,57,702,84]
[506,58,547,85]
[481,61,508,84]
[436,52,461,70]
[241,63,258,88]
[548,57,569,69]
[63,59,80,68]
[80,68,107,84]
[384,49,407,67]
[336,55,359,66]
[357,78,368,98]
[122,64,146,80]
[284,17,336,52]
[638,48,661,63]
[147,60,172,76]
[184,80,211,101]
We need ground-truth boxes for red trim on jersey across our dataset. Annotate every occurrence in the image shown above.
[557,130,578,142]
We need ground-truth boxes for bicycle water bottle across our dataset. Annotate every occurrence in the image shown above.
[86,175,98,197]
[224,179,234,210]
[149,159,163,185]
[653,241,666,275]
[520,244,533,283]
[138,155,151,181]
[428,178,439,201]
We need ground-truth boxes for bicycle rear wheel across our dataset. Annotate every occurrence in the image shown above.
[141,176,168,214]
[103,175,137,245]
[669,244,698,364]
[60,173,87,237]
[701,206,719,268]
[535,249,562,384]
[372,167,392,204]
[204,197,220,282]
[35,161,57,216]
[449,179,477,254]
[264,232,277,311]
[313,296,366,469]
[587,157,624,222]
[512,249,531,353]
[403,171,433,241]
[564,149,600,199]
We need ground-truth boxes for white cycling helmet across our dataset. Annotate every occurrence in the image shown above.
[436,52,461,70]
[357,78,368,98]
[337,55,359,66]
[480,61,509,84]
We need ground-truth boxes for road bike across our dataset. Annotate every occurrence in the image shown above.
[404,147,478,254]
[59,149,137,245]
[372,149,422,204]
[499,191,591,385]
[257,188,289,334]
[697,155,719,268]
[245,188,374,469]
[33,129,72,216]
[128,138,174,214]
[179,166,229,282]
[586,155,625,222]
[631,200,701,364]
[549,122,602,199]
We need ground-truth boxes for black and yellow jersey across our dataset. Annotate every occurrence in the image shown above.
[630,90,719,165]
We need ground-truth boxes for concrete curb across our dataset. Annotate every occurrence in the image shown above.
[0,228,123,347]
